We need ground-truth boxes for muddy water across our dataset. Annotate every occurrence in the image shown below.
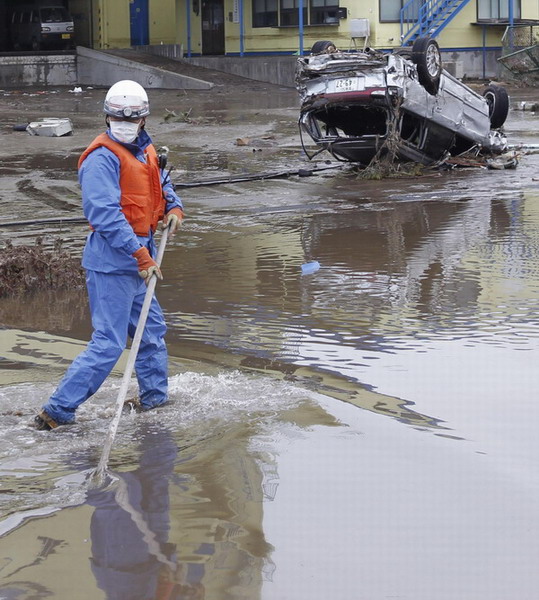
[1,83,539,599]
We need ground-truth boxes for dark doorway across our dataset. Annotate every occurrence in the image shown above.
[0,0,76,52]
[201,0,225,55]
[0,1,10,51]
[130,0,149,46]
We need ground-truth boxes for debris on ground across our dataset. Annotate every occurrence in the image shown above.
[445,150,520,170]
[508,143,539,154]
[513,101,539,112]
[444,155,487,168]
[26,118,73,137]
[357,161,427,180]
[235,135,276,147]
[0,237,84,296]
[356,147,521,178]
[12,123,29,132]
[486,150,520,169]
[163,108,193,123]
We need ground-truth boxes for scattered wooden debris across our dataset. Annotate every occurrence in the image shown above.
[0,237,84,297]
[235,135,276,147]
[163,107,193,123]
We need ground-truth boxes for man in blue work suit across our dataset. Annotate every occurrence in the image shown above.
[33,80,184,430]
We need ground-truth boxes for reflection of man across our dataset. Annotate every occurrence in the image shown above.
[87,425,204,600]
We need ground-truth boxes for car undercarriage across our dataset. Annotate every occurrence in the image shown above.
[296,39,509,167]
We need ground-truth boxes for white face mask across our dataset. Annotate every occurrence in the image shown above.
[110,120,141,144]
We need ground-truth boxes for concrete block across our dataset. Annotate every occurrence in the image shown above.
[0,54,77,87]
[444,61,464,79]
[76,46,213,90]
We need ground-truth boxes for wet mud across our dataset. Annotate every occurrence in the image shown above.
[1,78,539,599]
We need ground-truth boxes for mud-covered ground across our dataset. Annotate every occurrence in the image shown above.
[1,66,539,600]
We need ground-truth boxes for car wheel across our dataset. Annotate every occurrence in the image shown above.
[31,38,41,51]
[310,40,337,54]
[483,85,509,129]
[412,37,442,95]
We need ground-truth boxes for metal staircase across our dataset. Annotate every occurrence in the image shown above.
[400,0,472,46]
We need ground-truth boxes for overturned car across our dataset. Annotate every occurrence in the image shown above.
[296,38,509,166]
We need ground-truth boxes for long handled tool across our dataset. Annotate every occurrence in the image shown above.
[93,226,170,485]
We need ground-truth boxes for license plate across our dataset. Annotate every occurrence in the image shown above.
[329,78,363,93]
[61,33,71,39]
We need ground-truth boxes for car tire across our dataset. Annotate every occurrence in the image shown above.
[483,85,509,129]
[412,37,442,96]
[310,40,337,54]
[31,38,41,51]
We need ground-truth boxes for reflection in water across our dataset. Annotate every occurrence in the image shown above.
[0,372,318,599]
[158,183,539,416]
[0,289,88,334]
[88,425,204,600]
[6,175,536,431]
[2,87,539,599]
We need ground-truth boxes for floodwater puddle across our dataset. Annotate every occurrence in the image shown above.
[2,85,539,598]
[0,365,341,599]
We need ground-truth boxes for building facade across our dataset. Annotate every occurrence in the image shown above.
[72,0,537,57]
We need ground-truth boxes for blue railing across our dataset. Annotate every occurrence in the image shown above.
[400,0,471,45]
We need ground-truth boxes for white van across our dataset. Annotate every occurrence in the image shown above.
[11,5,75,51]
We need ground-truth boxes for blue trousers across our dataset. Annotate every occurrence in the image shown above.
[43,270,168,424]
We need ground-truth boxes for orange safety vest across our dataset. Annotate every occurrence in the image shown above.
[78,133,165,236]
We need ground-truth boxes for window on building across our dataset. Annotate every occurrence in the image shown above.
[252,0,339,27]
[380,0,404,22]
[477,0,521,20]
[280,0,308,27]
[253,0,278,26]
[310,0,340,25]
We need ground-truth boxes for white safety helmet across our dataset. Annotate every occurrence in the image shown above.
[103,80,150,119]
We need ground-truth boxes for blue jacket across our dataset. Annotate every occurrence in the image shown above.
[79,129,182,274]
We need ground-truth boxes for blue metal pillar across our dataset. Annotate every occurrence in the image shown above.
[508,0,514,51]
[481,25,487,79]
[240,0,244,56]
[186,0,192,57]
[299,0,304,55]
